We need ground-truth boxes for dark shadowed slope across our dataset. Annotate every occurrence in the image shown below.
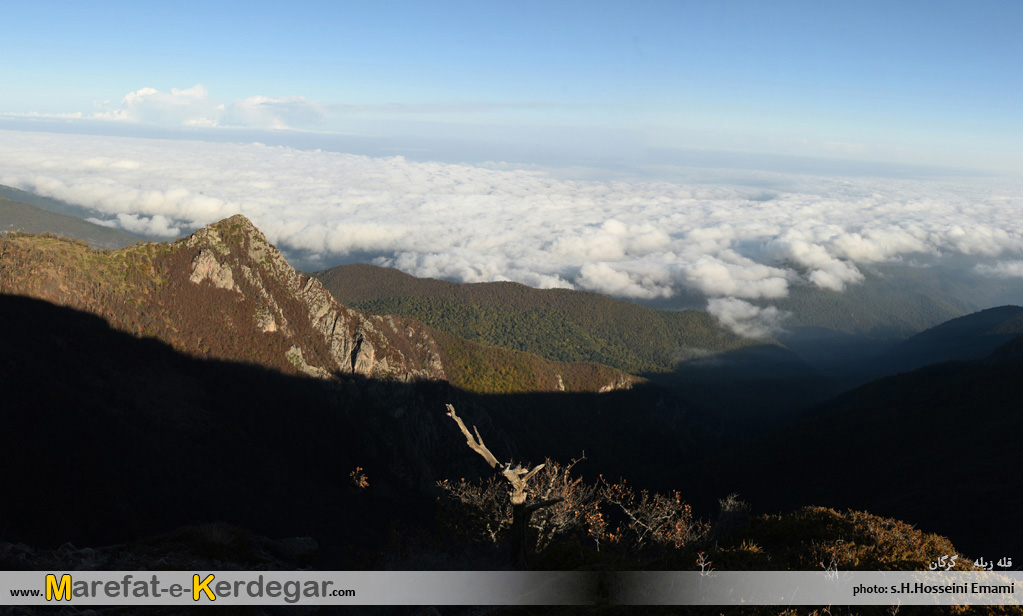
[2,296,983,583]
[872,305,1023,376]
[1,272,995,577]
[0,294,375,550]
[0,294,708,553]
[676,334,1023,559]
[784,304,1023,390]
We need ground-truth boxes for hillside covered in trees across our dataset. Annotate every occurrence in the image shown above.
[315,263,764,375]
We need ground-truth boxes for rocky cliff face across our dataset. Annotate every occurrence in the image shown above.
[0,215,635,393]
[178,216,447,382]
[0,215,447,383]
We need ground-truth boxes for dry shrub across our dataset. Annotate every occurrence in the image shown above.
[437,454,706,555]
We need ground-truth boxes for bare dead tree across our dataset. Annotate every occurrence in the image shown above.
[444,404,562,567]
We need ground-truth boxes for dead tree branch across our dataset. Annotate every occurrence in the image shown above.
[444,403,562,566]
[445,403,500,468]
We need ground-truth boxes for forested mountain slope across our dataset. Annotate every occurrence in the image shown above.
[314,263,765,375]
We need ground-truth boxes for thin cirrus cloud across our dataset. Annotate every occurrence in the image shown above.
[32,85,328,131]
[2,130,1023,337]
[9,85,542,132]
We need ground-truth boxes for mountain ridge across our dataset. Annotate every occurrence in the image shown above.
[873,304,1023,375]
[0,193,144,249]
[0,214,637,395]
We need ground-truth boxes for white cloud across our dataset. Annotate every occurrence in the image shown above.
[678,254,791,299]
[828,228,932,262]
[706,297,788,338]
[93,85,220,127]
[222,96,326,130]
[112,213,181,237]
[4,111,85,120]
[85,213,178,236]
[577,262,673,299]
[14,85,327,132]
[765,230,865,292]
[2,130,1023,335]
[976,260,1023,278]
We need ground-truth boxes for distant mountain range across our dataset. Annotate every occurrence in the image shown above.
[0,191,143,249]
[778,303,1023,390]
[874,305,1023,375]
[0,183,103,218]
[319,258,1023,431]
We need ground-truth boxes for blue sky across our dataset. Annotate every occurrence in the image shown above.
[2,0,1021,173]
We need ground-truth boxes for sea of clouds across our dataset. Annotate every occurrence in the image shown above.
[2,130,1022,337]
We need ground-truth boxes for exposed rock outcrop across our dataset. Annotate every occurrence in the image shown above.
[598,375,634,393]
[179,214,449,382]
[0,214,637,394]
[188,248,238,291]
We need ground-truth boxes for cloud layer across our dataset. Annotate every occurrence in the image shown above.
[2,130,1022,336]
[8,85,540,134]
[14,85,326,131]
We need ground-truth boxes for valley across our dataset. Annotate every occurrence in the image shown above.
[1,189,1020,587]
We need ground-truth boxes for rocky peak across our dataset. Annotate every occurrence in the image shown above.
[0,215,634,395]
[178,215,447,383]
